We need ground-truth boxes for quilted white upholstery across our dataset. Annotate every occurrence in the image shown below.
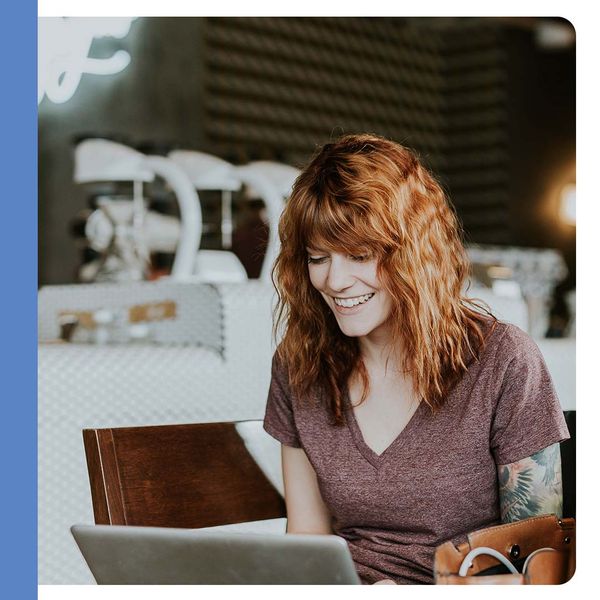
[38,280,224,349]
[38,281,279,584]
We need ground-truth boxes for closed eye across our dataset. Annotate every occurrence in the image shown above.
[307,254,371,264]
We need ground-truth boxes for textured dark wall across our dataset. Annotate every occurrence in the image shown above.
[38,17,575,288]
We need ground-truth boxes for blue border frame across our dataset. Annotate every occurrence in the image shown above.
[0,0,37,594]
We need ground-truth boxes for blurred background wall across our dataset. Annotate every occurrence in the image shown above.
[38,16,575,310]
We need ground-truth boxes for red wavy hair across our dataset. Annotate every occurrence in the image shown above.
[271,133,496,425]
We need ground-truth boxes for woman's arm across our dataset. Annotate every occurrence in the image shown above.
[281,445,333,534]
[497,443,563,523]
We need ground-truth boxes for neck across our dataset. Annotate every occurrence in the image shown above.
[358,334,404,376]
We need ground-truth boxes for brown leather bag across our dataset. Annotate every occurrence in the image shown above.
[434,514,575,584]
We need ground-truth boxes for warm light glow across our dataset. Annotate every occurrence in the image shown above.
[38,17,136,105]
[561,183,576,225]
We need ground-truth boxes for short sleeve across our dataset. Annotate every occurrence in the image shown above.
[490,326,570,465]
[263,352,302,448]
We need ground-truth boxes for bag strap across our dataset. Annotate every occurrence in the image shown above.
[458,547,519,576]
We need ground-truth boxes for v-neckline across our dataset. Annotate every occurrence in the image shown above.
[344,384,427,469]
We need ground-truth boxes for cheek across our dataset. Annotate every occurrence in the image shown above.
[307,267,324,290]
[375,293,393,318]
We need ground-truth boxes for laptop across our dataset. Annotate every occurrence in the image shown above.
[71,524,361,584]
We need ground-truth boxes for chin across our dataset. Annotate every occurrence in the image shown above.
[337,322,374,338]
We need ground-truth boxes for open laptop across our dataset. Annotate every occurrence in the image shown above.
[71,524,361,584]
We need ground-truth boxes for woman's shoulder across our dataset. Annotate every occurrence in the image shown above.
[481,319,541,366]
[270,349,294,400]
[271,346,288,372]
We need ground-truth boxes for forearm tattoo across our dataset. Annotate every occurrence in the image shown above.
[497,443,563,523]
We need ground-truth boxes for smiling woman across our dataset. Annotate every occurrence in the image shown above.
[263,133,570,585]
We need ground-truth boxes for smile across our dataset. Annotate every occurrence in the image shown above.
[333,293,375,308]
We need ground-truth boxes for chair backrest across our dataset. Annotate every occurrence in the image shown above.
[82,422,286,528]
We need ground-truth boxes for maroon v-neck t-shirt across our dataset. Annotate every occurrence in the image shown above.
[263,320,570,584]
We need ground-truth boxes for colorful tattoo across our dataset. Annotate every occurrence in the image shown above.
[498,443,563,523]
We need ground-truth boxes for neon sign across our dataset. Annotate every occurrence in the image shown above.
[38,17,137,105]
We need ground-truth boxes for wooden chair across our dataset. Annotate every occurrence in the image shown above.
[82,421,286,528]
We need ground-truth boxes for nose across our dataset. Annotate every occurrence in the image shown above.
[326,255,355,293]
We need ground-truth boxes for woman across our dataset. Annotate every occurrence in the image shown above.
[263,133,569,584]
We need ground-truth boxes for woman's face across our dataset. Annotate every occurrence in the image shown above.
[306,246,394,342]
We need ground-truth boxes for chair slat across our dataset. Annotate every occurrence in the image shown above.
[83,422,286,528]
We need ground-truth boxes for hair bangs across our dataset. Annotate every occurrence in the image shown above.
[299,191,385,256]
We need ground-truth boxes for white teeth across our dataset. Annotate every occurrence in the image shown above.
[334,293,374,308]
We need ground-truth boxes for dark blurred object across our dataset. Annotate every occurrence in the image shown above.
[545,287,571,338]
[231,200,269,279]
[147,252,175,281]
[546,314,569,338]
[561,411,575,519]
[135,140,175,156]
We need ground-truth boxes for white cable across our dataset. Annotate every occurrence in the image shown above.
[458,546,519,576]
